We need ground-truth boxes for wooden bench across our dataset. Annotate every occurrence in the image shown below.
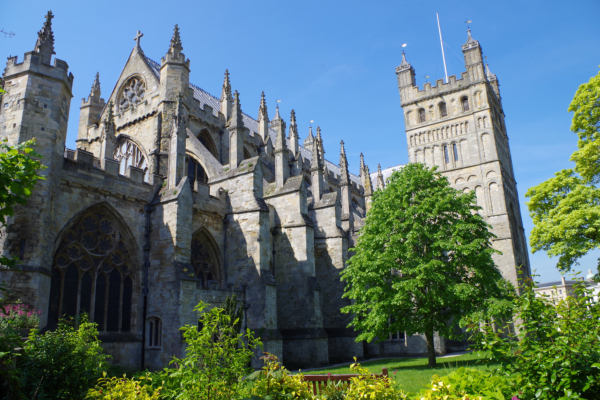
[302,367,388,395]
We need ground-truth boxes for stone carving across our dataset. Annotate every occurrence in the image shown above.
[118,76,145,111]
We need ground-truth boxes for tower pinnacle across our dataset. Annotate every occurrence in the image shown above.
[169,24,183,58]
[289,109,299,157]
[90,72,101,101]
[34,11,56,65]
[376,164,385,190]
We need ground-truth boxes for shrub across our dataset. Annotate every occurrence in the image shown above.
[464,277,600,399]
[243,353,314,400]
[0,303,41,330]
[143,301,260,400]
[0,301,26,399]
[343,358,408,400]
[415,367,518,400]
[86,372,162,400]
[18,315,110,400]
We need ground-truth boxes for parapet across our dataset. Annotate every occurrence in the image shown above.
[401,72,478,106]
[4,52,74,92]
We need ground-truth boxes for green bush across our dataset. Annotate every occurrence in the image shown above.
[464,277,600,399]
[242,353,314,400]
[414,367,517,400]
[0,301,26,399]
[18,315,110,400]
[86,372,162,400]
[142,301,260,400]
[343,359,407,400]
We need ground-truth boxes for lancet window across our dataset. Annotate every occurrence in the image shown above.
[461,97,470,112]
[186,156,208,189]
[453,143,459,161]
[191,230,221,287]
[418,108,426,123]
[48,209,135,332]
[114,138,149,181]
[439,102,447,117]
[198,130,218,159]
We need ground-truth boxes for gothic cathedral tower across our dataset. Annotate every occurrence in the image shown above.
[395,31,530,285]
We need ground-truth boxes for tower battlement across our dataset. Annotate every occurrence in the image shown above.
[4,52,74,91]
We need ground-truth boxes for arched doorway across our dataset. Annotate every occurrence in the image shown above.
[191,229,222,287]
[48,206,137,332]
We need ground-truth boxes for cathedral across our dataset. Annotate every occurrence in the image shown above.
[0,12,529,370]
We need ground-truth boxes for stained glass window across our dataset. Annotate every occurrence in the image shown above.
[49,208,135,333]
[191,230,221,287]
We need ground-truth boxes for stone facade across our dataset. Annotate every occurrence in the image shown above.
[0,13,527,370]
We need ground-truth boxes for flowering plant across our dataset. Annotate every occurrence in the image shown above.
[0,303,41,330]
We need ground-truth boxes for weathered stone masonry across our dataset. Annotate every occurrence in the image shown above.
[1,13,528,369]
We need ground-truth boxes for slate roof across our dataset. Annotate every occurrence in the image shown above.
[146,57,360,185]
[536,280,581,289]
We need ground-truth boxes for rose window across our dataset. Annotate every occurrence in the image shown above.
[118,77,145,111]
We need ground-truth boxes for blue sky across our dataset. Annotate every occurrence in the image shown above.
[2,0,599,283]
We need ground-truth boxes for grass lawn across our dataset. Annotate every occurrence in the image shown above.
[300,352,499,395]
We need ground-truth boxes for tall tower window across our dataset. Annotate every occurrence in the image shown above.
[461,97,470,112]
[453,144,459,161]
[418,108,426,123]
[439,102,447,117]
[444,146,450,164]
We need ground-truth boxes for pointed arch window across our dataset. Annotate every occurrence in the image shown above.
[191,230,222,287]
[439,102,447,117]
[444,145,450,164]
[146,317,162,348]
[114,138,149,181]
[461,97,470,112]
[453,143,459,161]
[418,108,426,123]
[48,208,135,332]
[186,156,208,190]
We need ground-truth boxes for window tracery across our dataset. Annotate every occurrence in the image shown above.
[191,231,221,287]
[114,138,149,181]
[118,76,146,111]
[187,156,208,189]
[48,209,134,332]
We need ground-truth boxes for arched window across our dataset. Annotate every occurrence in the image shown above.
[198,130,219,159]
[243,148,252,160]
[461,97,470,112]
[118,76,146,112]
[418,108,426,123]
[147,317,162,348]
[48,208,135,332]
[439,102,447,117]
[114,138,149,182]
[444,146,450,164]
[453,143,459,161]
[186,156,208,189]
[191,229,222,287]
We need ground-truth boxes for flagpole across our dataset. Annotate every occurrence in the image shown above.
[436,13,449,83]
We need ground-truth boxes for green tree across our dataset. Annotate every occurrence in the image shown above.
[0,137,46,271]
[465,279,600,399]
[526,68,600,274]
[341,163,504,367]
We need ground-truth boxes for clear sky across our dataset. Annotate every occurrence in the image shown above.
[2,0,599,283]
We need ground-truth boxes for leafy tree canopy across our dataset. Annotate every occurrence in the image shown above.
[341,163,505,367]
[0,138,46,270]
[526,68,600,273]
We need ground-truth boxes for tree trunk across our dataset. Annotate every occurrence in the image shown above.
[425,327,437,368]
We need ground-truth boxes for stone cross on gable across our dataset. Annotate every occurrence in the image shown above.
[134,30,143,48]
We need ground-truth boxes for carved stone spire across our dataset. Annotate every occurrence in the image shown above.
[311,132,323,170]
[289,109,299,157]
[105,100,115,130]
[100,101,116,170]
[229,90,244,128]
[304,125,314,147]
[220,69,233,119]
[376,164,385,190]
[316,127,325,165]
[90,72,101,101]
[228,91,245,168]
[359,152,365,172]
[273,105,288,188]
[169,24,183,58]
[34,11,56,65]
[258,92,269,141]
[485,63,497,81]
[310,131,324,201]
[363,164,373,196]
[339,140,350,186]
